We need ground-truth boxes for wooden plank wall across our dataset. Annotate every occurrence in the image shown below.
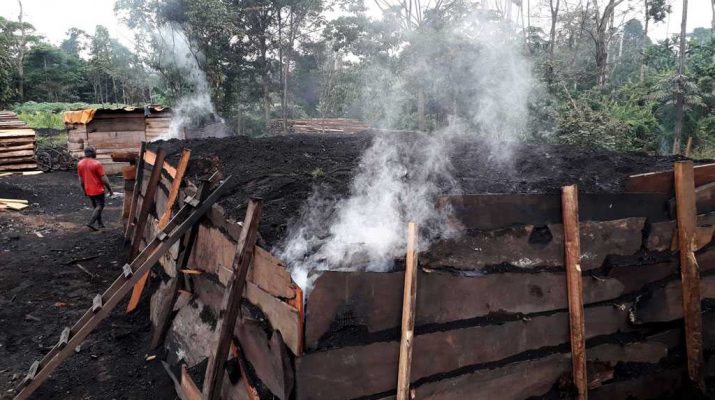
[133,156,302,400]
[295,192,715,400]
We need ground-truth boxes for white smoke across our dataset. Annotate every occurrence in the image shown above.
[153,24,222,140]
[277,13,533,291]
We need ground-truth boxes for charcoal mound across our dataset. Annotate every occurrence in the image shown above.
[153,132,691,246]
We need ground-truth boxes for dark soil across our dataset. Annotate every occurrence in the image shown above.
[154,132,692,246]
[0,172,173,399]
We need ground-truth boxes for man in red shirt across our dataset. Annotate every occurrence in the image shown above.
[77,147,113,230]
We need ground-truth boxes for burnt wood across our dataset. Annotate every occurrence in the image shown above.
[295,305,632,400]
[425,218,644,271]
[442,193,671,230]
[631,275,715,323]
[625,162,715,193]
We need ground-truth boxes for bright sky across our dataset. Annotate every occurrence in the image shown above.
[0,0,713,48]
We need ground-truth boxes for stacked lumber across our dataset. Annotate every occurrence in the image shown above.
[0,111,36,171]
[0,111,29,129]
[269,118,369,135]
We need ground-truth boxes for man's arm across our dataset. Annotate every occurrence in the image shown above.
[78,175,86,196]
[101,175,114,196]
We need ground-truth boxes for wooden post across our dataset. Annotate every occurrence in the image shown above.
[126,147,167,313]
[203,198,264,400]
[561,185,588,400]
[158,148,191,229]
[396,222,418,400]
[674,160,706,391]
[124,142,146,239]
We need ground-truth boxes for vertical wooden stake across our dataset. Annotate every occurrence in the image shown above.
[124,142,146,239]
[674,160,706,391]
[561,185,588,400]
[203,198,264,400]
[685,136,694,157]
[158,148,191,229]
[396,222,418,400]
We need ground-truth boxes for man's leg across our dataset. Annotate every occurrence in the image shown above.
[96,193,106,228]
[87,195,99,230]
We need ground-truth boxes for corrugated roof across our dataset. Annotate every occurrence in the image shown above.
[63,105,170,124]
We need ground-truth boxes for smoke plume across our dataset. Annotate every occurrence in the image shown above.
[277,13,533,291]
[154,24,228,140]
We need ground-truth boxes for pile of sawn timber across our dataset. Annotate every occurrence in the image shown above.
[0,112,36,171]
[268,118,369,135]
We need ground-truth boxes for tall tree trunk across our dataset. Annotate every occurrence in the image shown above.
[640,0,649,83]
[673,0,689,154]
[16,0,25,99]
[417,87,426,131]
[549,0,560,59]
[711,0,715,63]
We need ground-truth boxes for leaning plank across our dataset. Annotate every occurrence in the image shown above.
[626,162,715,193]
[144,148,178,178]
[158,149,191,228]
[125,142,146,239]
[181,365,204,400]
[203,199,263,400]
[562,185,587,400]
[295,305,632,400]
[425,217,644,271]
[304,268,638,350]
[245,282,302,355]
[674,160,706,391]
[250,247,295,299]
[127,147,167,312]
[442,193,671,230]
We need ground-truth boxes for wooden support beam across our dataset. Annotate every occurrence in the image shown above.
[124,142,146,239]
[397,222,418,400]
[158,148,191,229]
[203,198,264,400]
[561,184,588,400]
[127,147,167,313]
[144,149,178,178]
[674,160,706,391]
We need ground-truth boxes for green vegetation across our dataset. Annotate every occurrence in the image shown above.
[0,0,713,154]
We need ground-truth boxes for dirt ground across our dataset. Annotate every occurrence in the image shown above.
[0,171,173,399]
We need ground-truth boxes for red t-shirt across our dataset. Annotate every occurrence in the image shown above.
[77,158,106,196]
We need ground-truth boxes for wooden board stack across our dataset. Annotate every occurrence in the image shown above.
[0,198,29,211]
[269,118,369,135]
[0,111,36,171]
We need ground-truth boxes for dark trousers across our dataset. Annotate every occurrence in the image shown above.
[88,193,106,226]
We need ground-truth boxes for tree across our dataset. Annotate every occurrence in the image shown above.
[673,0,689,154]
[640,0,670,82]
[590,0,624,88]
[549,0,560,59]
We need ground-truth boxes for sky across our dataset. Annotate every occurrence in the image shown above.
[0,0,714,48]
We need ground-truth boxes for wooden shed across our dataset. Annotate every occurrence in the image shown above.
[65,106,174,174]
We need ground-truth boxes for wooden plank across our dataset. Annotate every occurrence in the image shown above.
[0,149,33,157]
[0,163,37,171]
[626,162,715,193]
[245,282,302,355]
[181,365,205,400]
[396,223,418,400]
[144,149,178,178]
[0,129,35,138]
[590,368,682,400]
[127,147,167,312]
[158,149,191,228]
[304,266,635,351]
[0,143,34,151]
[295,305,632,400]
[562,185,588,400]
[234,317,294,400]
[203,199,263,400]
[695,182,715,214]
[0,157,35,165]
[674,160,706,391]
[88,117,145,132]
[442,193,671,231]
[425,217,644,271]
[250,247,295,299]
[125,142,146,239]
[632,275,715,323]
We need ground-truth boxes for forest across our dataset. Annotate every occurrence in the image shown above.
[0,0,713,155]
